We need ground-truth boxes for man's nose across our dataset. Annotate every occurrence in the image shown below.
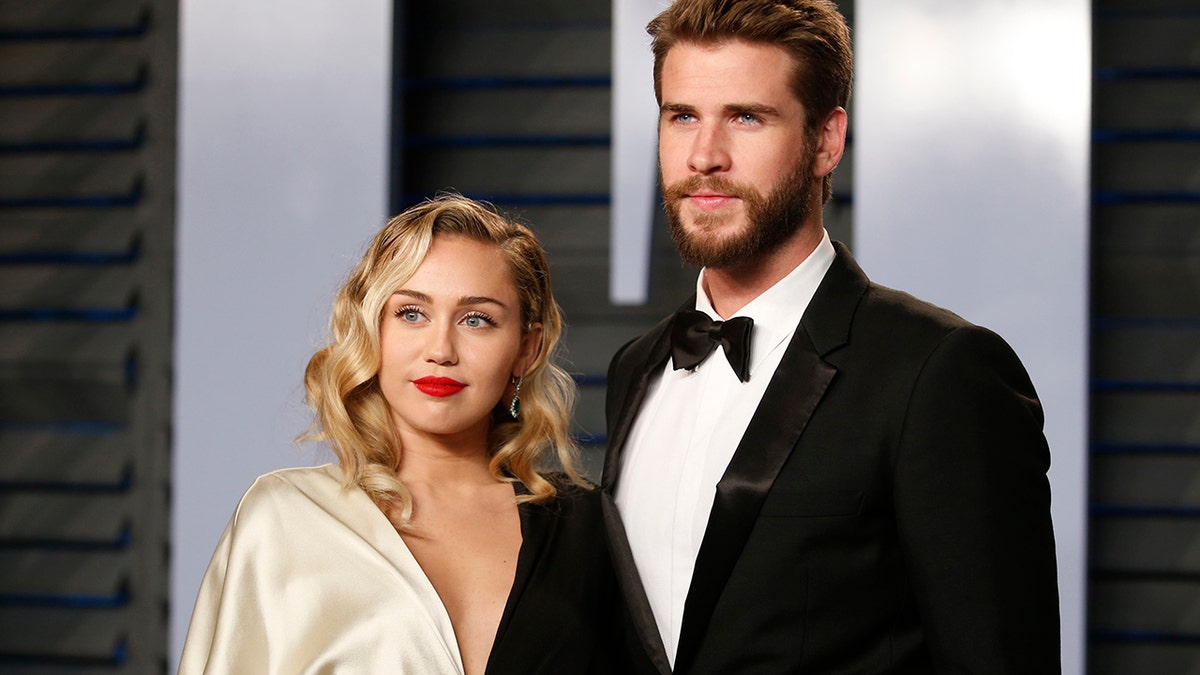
[688,123,731,175]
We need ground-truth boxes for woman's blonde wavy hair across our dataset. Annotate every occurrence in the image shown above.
[300,194,582,528]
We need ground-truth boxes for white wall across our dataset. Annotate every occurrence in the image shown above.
[855,2,1090,672]
[170,0,391,665]
[610,0,664,305]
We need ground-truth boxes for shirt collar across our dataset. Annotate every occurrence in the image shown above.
[694,229,836,377]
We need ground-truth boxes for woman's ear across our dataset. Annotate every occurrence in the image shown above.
[514,323,544,377]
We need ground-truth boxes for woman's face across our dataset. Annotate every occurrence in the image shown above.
[377,234,539,446]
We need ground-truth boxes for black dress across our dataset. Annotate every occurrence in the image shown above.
[487,480,629,674]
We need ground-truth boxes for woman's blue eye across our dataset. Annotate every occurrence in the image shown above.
[462,313,495,328]
[396,305,424,322]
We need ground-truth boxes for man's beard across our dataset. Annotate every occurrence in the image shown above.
[662,149,817,270]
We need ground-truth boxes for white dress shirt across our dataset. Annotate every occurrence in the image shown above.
[613,231,835,665]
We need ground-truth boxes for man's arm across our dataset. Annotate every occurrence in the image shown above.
[893,324,1060,673]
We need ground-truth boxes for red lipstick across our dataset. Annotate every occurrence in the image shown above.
[413,376,466,397]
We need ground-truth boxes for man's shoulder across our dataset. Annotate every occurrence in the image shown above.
[860,281,974,332]
[823,242,976,335]
[851,280,1032,383]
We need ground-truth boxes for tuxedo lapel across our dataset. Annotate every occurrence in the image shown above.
[601,493,673,674]
[673,244,867,673]
[601,308,679,675]
[672,324,836,673]
[602,306,681,492]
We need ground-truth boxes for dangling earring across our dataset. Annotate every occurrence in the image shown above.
[508,375,523,419]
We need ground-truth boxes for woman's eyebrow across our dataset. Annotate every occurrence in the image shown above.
[393,289,507,309]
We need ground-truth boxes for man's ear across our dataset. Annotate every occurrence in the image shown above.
[813,106,848,178]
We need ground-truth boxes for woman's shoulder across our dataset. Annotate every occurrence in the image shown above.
[541,471,600,501]
[519,471,602,522]
[243,462,341,497]
[231,463,346,522]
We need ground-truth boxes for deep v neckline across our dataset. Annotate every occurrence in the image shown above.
[486,481,547,673]
[382,480,546,675]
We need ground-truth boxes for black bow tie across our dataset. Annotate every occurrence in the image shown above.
[670,309,754,382]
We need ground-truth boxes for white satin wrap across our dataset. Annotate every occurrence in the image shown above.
[179,464,465,674]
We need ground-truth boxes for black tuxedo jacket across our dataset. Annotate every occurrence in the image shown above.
[601,243,1060,674]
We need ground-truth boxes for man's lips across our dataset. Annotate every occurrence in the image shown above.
[686,192,739,211]
[413,376,466,397]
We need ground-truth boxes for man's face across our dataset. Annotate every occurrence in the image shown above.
[658,40,817,269]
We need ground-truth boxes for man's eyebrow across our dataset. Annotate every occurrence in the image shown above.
[659,102,783,118]
[723,103,781,117]
[662,100,700,114]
